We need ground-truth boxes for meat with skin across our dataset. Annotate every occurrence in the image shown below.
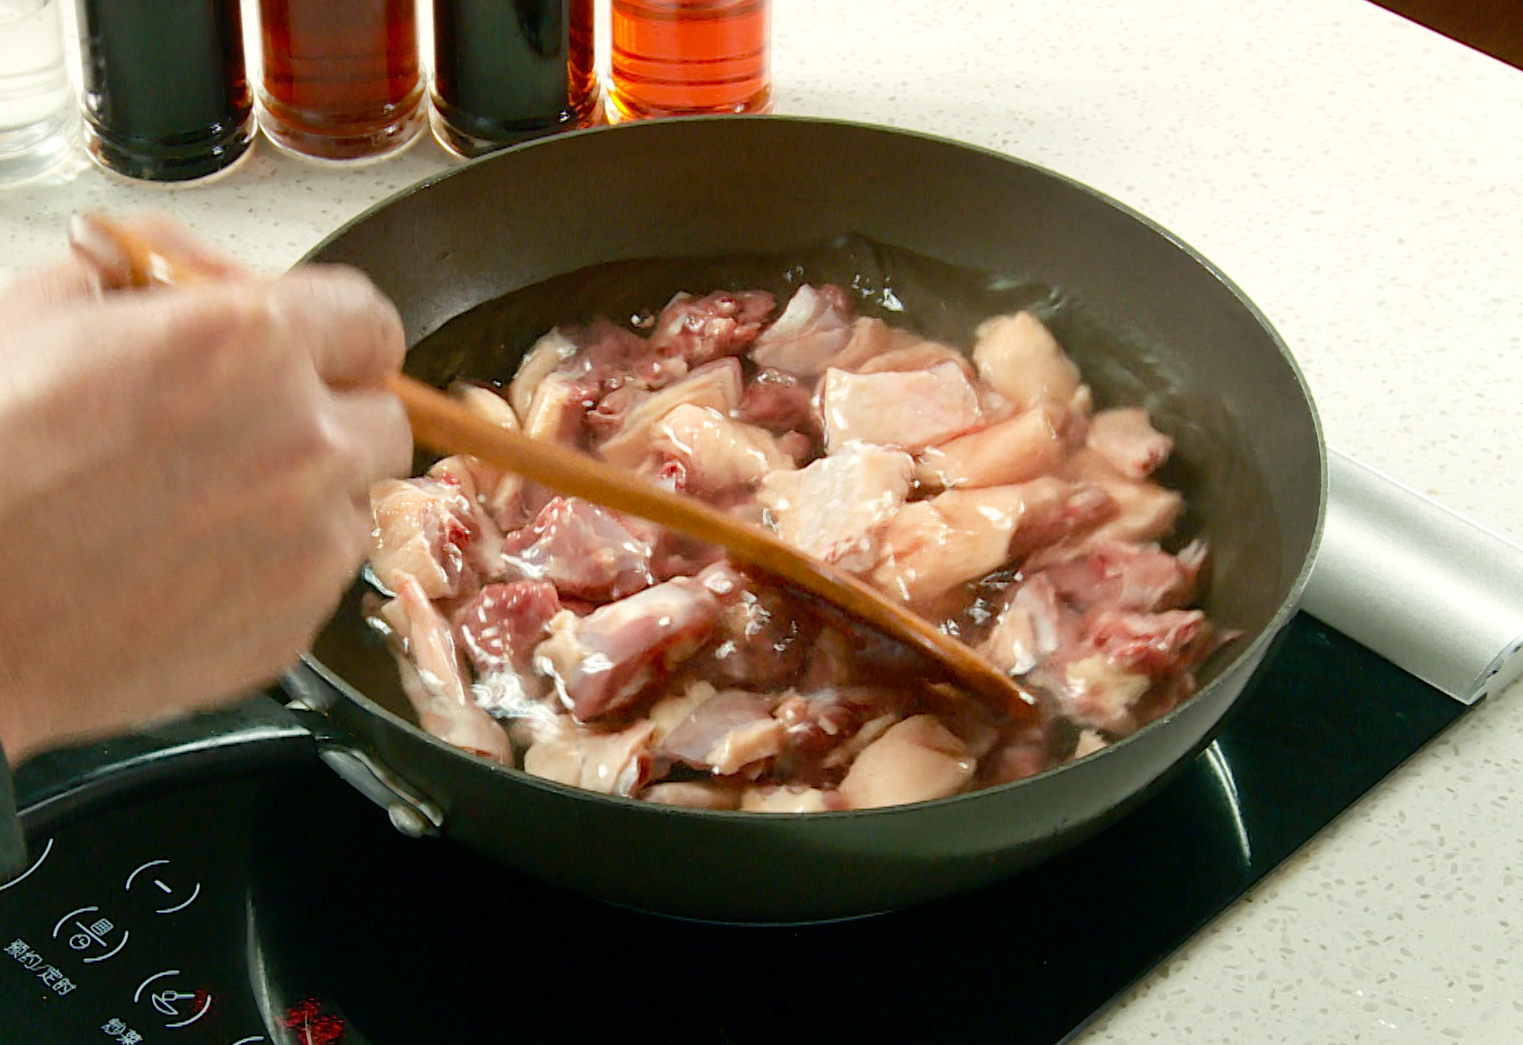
[649,289,775,366]
[501,497,656,602]
[424,456,506,584]
[656,689,786,775]
[644,781,743,810]
[820,361,983,453]
[1038,539,1207,614]
[448,385,526,529]
[647,403,797,497]
[838,715,974,809]
[915,402,1072,491]
[829,316,926,371]
[870,478,1114,605]
[522,717,658,796]
[534,574,722,721]
[1058,448,1182,546]
[1087,407,1174,479]
[520,372,587,446]
[369,477,478,600]
[452,579,562,677]
[379,575,511,763]
[508,327,578,420]
[757,441,914,574]
[597,357,744,468]
[851,339,975,378]
[970,311,1081,412]
[742,786,838,812]
[748,284,853,375]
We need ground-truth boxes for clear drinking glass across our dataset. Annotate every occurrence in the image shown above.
[0,0,77,183]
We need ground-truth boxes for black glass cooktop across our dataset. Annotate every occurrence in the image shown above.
[0,614,1470,1045]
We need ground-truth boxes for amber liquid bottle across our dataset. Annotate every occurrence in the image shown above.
[432,0,598,157]
[76,0,253,181]
[257,0,424,161]
[608,0,771,121]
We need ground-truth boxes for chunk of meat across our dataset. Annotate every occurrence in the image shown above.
[978,574,1083,675]
[851,339,974,378]
[749,284,853,375]
[644,781,743,810]
[757,442,914,574]
[449,384,526,528]
[369,477,478,600]
[452,579,562,676]
[971,311,1081,411]
[1087,608,1215,676]
[521,372,587,446]
[534,576,722,721]
[692,582,812,691]
[819,361,983,453]
[1087,407,1173,479]
[871,479,1113,604]
[379,576,511,763]
[597,358,744,468]
[838,715,974,809]
[648,404,796,497]
[650,289,775,366]
[522,718,658,796]
[742,787,838,813]
[501,497,656,602]
[829,316,925,371]
[1046,655,1152,734]
[737,367,818,436]
[915,403,1071,491]
[508,328,578,420]
[657,690,786,775]
[1038,539,1207,614]
[424,456,506,583]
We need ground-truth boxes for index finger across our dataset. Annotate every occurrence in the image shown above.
[263,265,407,390]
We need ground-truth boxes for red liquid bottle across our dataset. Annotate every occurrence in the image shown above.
[608,0,771,122]
[257,0,424,161]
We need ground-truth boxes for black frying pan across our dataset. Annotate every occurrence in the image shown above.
[34,117,1317,924]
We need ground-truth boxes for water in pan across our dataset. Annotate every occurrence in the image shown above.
[315,233,1279,779]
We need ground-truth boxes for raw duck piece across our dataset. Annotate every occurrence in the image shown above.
[649,289,775,366]
[644,781,743,809]
[369,477,479,600]
[1037,539,1207,614]
[448,383,526,528]
[971,311,1081,412]
[915,402,1071,491]
[757,441,915,574]
[522,717,658,796]
[1086,407,1174,479]
[379,575,511,763]
[742,786,838,813]
[737,367,818,436]
[838,715,974,809]
[749,284,853,375]
[597,357,744,468]
[819,361,983,453]
[424,455,506,584]
[656,689,786,775]
[452,579,562,677]
[533,575,723,721]
[501,496,656,602]
[520,372,587,446]
[647,403,797,497]
[508,327,578,420]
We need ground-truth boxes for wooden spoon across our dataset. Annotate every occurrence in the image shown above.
[69,213,1037,718]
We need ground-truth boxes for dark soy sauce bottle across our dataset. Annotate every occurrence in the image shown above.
[431,0,598,158]
[76,0,253,181]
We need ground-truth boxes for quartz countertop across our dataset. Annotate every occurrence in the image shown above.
[3,1,1522,1040]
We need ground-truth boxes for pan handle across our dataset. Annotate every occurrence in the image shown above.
[14,691,318,831]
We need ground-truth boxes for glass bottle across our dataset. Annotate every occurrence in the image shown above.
[431,0,598,157]
[257,0,425,162]
[607,0,771,123]
[76,0,253,182]
[0,0,77,183]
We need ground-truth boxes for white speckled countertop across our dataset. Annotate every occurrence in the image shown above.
[4,0,1522,1040]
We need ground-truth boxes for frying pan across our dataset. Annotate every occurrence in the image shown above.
[27,117,1326,923]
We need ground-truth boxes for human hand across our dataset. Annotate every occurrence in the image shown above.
[0,215,412,763]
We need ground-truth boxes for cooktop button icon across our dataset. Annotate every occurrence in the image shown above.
[134,969,213,1028]
[51,904,129,962]
[124,859,201,915]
